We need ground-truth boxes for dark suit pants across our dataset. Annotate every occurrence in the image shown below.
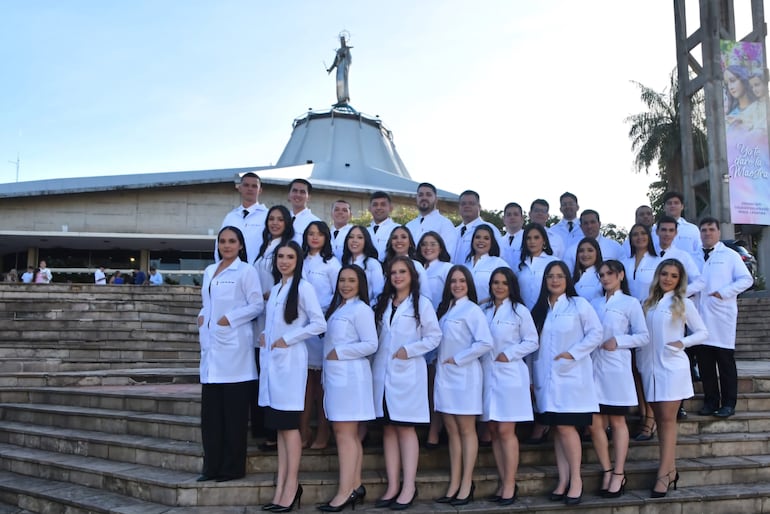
[201,380,254,479]
[696,345,737,410]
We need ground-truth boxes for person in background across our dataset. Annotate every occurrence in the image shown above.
[551,192,584,246]
[94,265,107,285]
[452,190,499,265]
[367,191,398,262]
[133,268,146,285]
[216,172,267,264]
[330,200,354,261]
[21,266,34,283]
[500,202,526,269]
[528,200,565,258]
[572,237,604,303]
[405,182,458,262]
[564,210,622,271]
[110,270,125,284]
[38,260,53,284]
[148,266,164,286]
[288,178,320,244]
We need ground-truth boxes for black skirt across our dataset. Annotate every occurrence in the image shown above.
[537,411,593,427]
[264,407,301,431]
[599,404,630,416]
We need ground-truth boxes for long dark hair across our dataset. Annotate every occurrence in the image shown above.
[217,226,248,263]
[572,237,603,283]
[437,265,478,319]
[342,225,379,269]
[415,231,451,266]
[257,205,294,261]
[486,267,524,315]
[302,220,334,262]
[325,265,370,319]
[628,223,658,258]
[531,261,577,333]
[466,224,501,262]
[271,241,304,324]
[374,256,421,326]
[385,225,417,262]
[519,223,553,270]
[598,260,631,296]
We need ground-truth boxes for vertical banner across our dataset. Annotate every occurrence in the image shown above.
[721,41,770,225]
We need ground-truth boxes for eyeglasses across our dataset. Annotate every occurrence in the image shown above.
[545,274,566,280]
[420,242,439,248]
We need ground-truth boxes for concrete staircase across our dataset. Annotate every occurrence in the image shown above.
[0,284,768,513]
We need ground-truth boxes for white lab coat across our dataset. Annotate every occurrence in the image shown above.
[322,299,378,421]
[481,299,539,422]
[622,253,662,302]
[638,292,708,401]
[252,238,280,343]
[368,218,399,262]
[463,255,510,304]
[331,224,353,261]
[452,218,500,265]
[435,297,494,415]
[686,242,753,350]
[372,295,441,423]
[657,246,701,284]
[410,259,433,301]
[565,236,623,272]
[349,255,384,305]
[514,254,559,309]
[574,266,603,303]
[531,295,602,413]
[216,203,267,264]
[199,259,264,384]
[423,260,453,309]
[590,291,649,406]
[258,278,327,411]
[500,230,523,270]
[303,253,342,368]
[291,208,320,245]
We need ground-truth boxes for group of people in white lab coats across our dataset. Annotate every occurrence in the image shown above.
[197,177,753,510]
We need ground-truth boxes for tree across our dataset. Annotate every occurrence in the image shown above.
[625,69,708,214]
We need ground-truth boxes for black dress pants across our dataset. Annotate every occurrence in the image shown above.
[695,345,737,409]
[201,380,254,479]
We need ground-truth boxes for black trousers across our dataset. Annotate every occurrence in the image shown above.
[695,345,737,409]
[200,380,254,479]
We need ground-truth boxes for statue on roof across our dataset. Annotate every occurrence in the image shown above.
[326,32,352,106]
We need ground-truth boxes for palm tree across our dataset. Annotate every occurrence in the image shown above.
[625,69,708,212]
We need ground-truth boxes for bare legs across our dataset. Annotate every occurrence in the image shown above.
[489,421,519,499]
[441,413,477,499]
[589,414,629,493]
[650,400,680,494]
[552,425,583,499]
[381,425,419,504]
[300,370,330,449]
[425,363,444,446]
[273,428,302,506]
[328,421,362,506]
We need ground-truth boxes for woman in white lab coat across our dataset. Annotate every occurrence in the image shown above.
[372,256,441,509]
[622,224,661,303]
[415,231,453,449]
[341,226,384,305]
[530,261,602,506]
[571,238,604,303]
[251,205,295,445]
[481,267,538,505]
[433,265,493,506]
[516,224,559,310]
[588,260,649,498]
[640,259,708,498]
[300,221,342,450]
[259,241,327,512]
[317,265,378,512]
[463,225,510,304]
[383,225,431,300]
[197,226,264,482]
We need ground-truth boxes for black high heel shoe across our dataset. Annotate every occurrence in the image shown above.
[564,488,583,506]
[317,490,359,512]
[272,484,303,513]
[449,482,475,506]
[524,425,551,445]
[650,471,679,498]
[634,420,657,442]
[597,468,612,495]
[375,484,401,509]
[354,485,366,504]
[389,489,417,511]
[498,484,519,506]
[603,472,627,498]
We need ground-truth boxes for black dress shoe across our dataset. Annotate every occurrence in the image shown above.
[677,406,687,419]
[714,406,735,418]
[497,485,519,506]
[564,489,582,506]
[698,405,717,416]
[449,483,474,506]
[196,474,216,482]
[390,489,417,510]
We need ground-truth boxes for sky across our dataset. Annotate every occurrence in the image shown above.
[0,1,758,230]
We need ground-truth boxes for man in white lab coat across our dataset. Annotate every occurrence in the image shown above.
[687,217,753,418]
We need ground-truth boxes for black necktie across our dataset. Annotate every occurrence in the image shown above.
[373,225,379,234]
[660,250,666,257]
[242,209,249,219]
[292,216,296,223]
[704,247,714,261]
[333,229,339,239]
[461,226,467,237]
[420,217,424,224]
[509,235,514,246]
[568,220,573,232]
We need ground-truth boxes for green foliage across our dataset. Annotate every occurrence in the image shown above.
[601,223,628,244]
[481,209,504,230]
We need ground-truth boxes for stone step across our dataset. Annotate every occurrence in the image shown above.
[0,440,768,507]
[0,308,198,322]
[0,359,199,373]
[0,340,198,353]
[0,329,196,343]
[0,368,199,387]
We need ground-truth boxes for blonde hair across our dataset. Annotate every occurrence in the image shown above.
[643,259,688,321]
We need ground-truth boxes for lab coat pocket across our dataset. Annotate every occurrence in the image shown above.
[555,358,580,377]
[323,359,348,388]
[213,324,236,346]
[437,362,467,391]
